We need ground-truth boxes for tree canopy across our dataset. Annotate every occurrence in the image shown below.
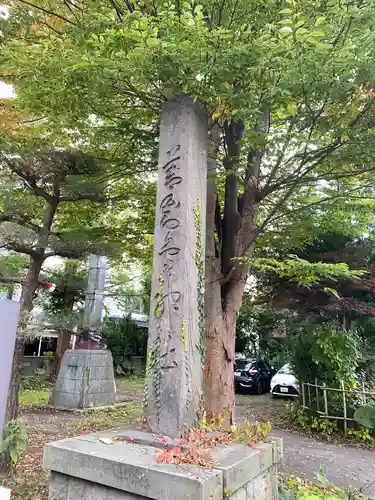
[2,0,375,419]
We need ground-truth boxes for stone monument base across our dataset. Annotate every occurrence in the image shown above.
[50,349,116,409]
[44,427,282,499]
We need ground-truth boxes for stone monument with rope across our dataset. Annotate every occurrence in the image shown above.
[50,254,116,409]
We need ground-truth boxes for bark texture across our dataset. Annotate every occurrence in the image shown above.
[204,113,268,423]
[6,256,43,422]
[6,200,58,422]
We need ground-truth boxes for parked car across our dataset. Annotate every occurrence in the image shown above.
[234,359,276,395]
[270,363,299,397]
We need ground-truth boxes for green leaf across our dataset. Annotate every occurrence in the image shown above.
[315,42,333,50]
[279,8,293,14]
[0,440,8,453]
[354,407,375,429]
[287,103,297,116]
[308,31,326,37]
[279,26,293,34]
[15,437,27,451]
[315,466,330,486]
[9,444,19,465]
[277,19,293,25]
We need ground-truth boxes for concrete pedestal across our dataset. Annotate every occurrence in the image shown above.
[44,427,282,499]
[50,350,116,409]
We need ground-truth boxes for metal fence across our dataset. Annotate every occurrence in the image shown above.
[301,380,375,435]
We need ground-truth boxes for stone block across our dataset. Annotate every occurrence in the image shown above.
[271,437,283,464]
[44,429,282,500]
[212,443,273,492]
[246,470,273,500]
[89,366,106,379]
[230,487,246,500]
[101,379,116,393]
[51,349,116,409]
[44,435,223,500]
[49,472,145,500]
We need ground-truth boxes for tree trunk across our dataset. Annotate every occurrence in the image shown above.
[5,197,58,423]
[5,256,43,422]
[53,328,71,376]
[204,124,238,422]
[53,262,77,376]
[204,312,236,422]
[6,285,14,300]
[203,115,264,423]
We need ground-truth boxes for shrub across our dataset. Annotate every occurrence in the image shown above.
[103,316,148,374]
[291,321,360,387]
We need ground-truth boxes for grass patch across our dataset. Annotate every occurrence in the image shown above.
[20,389,50,407]
[116,376,145,389]
[279,473,369,499]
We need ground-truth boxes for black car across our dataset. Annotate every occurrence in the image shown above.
[234,359,275,395]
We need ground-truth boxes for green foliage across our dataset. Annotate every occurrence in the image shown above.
[235,296,258,354]
[288,405,338,438]
[248,257,362,287]
[291,321,360,386]
[280,469,368,500]
[194,199,205,361]
[20,389,50,407]
[310,417,337,436]
[4,0,375,418]
[347,427,373,443]
[103,316,148,374]
[20,375,53,391]
[353,406,375,429]
[236,299,297,365]
[0,422,28,465]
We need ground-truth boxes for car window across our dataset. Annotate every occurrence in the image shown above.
[235,361,255,371]
[278,364,292,375]
[258,361,270,370]
[235,361,247,371]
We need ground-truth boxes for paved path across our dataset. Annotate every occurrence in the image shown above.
[236,393,375,495]
[273,428,375,495]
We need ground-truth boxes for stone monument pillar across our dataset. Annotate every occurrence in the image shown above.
[50,255,116,409]
[44,98,283,500]
[77,254,108,349]
[145,96,208,437]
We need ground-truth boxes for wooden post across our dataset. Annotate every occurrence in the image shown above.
[302,382,306,407]
[307,383,312,409]
[362,381,366,406]
[315,378,319,413]
[323,382,328,417]
[341,380,347,436]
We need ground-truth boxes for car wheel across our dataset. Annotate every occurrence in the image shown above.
[256,380,263,395]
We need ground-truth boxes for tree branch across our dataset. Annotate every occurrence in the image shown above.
[0,241,38,257]
[221,119,244,277]
[109,0,123,20]
[15,0,76,25]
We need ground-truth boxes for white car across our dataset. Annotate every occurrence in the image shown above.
[270,363,299,397]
